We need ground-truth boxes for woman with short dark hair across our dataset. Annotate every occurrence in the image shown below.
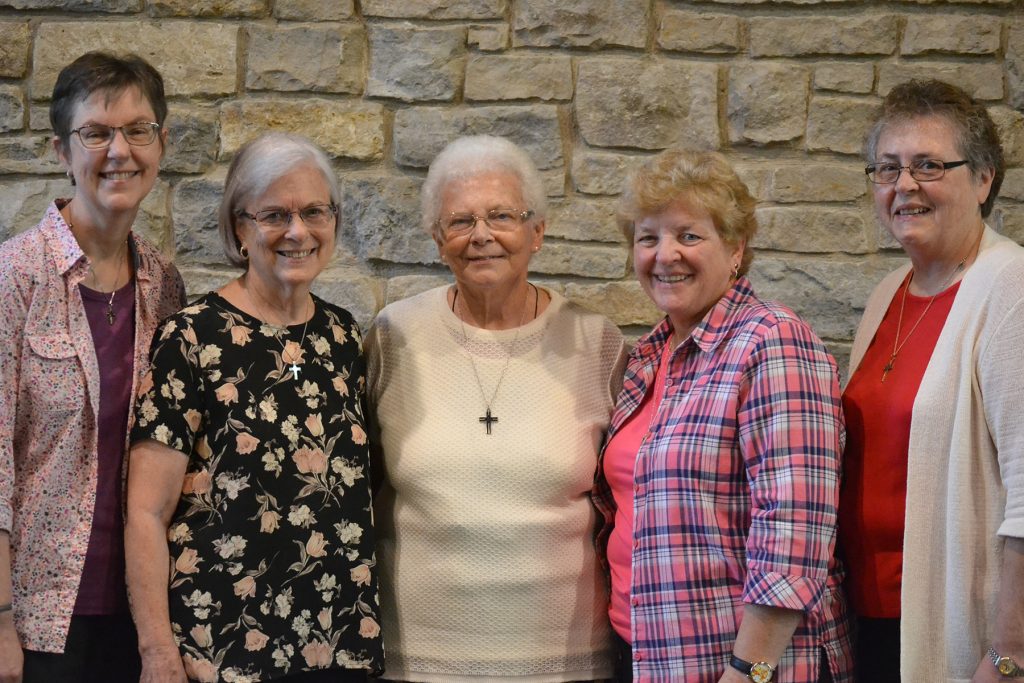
[0,51,184,682]
[840,78,1023,682]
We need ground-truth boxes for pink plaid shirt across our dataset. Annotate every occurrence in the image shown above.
[593,278,853,683]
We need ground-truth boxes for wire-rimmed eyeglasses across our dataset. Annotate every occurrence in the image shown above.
[236,204,339,230]
[437,208,534,236]
[70,122,162,149]
[865,158,969,184]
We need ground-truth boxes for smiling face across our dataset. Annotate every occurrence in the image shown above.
[234,164,336,293]
[434,171,544,295]
[633,200,743,339]
[54,86,166,225]
[872,115,993,260]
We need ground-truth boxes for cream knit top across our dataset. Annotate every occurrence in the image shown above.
[366,286,626,683]
[848,227,1024,682]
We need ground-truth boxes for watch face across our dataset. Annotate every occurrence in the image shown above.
[998,658,1018,675]
[750,662,774,683]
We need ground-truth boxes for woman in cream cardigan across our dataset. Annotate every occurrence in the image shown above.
[838,79,1024,683]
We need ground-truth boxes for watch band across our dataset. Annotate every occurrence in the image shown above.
[988,647,1024,677]
[729,654,776,683]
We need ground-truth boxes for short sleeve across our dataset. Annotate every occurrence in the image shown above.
[130,314,206,457]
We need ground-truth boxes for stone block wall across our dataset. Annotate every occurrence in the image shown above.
[1,0,1023,369]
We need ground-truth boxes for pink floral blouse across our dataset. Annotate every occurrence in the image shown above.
[0,201,185,652]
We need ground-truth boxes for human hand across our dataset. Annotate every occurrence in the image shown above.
[139,646,187,683]
[971,657,1007,683]
[0,620,22,683]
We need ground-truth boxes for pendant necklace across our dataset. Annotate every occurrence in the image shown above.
[67,215,128,326]
[453,283,538,435]
[245,281,311,381]
[881,256,966,383]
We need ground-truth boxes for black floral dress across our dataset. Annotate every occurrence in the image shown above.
[131,292,384,682]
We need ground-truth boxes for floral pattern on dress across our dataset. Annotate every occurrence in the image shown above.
[132,292,383,682]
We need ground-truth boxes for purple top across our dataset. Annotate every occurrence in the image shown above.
[73,279,136,615]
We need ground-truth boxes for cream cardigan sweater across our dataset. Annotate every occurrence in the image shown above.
[848,227,1024,682]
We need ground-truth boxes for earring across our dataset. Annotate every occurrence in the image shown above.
[67,170,76,187]
[239,245,249,260]
[732,263,740,279]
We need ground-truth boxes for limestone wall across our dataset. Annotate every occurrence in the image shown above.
[1,0,1022,366]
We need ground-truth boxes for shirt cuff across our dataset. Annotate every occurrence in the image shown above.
[742,567,825,613]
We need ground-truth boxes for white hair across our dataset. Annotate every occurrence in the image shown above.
[420,135,548,236]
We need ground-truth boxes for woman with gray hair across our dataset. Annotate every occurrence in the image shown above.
[366,134,626,681]
[125,132,384,682]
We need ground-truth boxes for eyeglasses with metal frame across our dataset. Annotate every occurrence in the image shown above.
[70,122,162,149]
[865,158,969,184]
[236,204,339,230]
[437,208,535,236]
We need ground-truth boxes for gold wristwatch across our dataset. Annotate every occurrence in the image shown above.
[988,647,1024,677]
[729,654,775,683]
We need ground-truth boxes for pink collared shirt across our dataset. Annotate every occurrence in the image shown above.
[0,201,184,652]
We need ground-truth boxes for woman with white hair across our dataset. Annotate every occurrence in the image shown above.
[366,134,626,681]
[125,132,384,682]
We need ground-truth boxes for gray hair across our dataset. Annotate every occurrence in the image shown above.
[420,135,548,236]
[218,132,341,268]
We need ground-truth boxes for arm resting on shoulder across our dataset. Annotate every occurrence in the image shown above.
[124,439,189,683]
[972,537,1024,683]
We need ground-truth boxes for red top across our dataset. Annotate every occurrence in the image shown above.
[602,342,670,642]
[839,275,960,618]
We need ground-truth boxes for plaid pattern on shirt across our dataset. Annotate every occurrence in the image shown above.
[593,279,853,683]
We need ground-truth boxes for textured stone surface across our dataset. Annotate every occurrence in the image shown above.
[341,174,436,265]
[383,274,451,305]
[246,23,365,94]
[0,21,30,78]
[1010,19,1024,111]
[219,99,385,161]
[750,15,898,57]
[0,0,139,8]
[546,197,623,243]
[878,62,1004,101]
[512,0,648,49]
[33,22,237,99]
[728,63,809,145]
[563,280,661,327]
[761,163,867,203]
[465,54,572,101]
[362,0,504,19]
[274,0,354,20]
[312,268,381,330]
[367,23,465,102]
[813,63,875,94]
[530,241,628,279]
[658,10,741,53]
[749,255,902,342]
[806,96,877,154]
[393,105,563,170]
[163,104,218,174]
[0,136,62,174]
[178,266,237,301]
[572,150,643,196]
[755,207,870,254]
[173,172,226,265]
[1001,168,1024,201]
[0,85,24,133]
[468,24,509,51]
[902,15,1001,56]
[577,58,719,150]
[28,103,48,130]
[0,178,65,241]
[990,106,1024,167]
[995,205,1024,243]
[147,0,266,16]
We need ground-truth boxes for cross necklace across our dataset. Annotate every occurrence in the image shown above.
[66,214,128,326]
[244,281,311,381]
[881,256,966,383]
[453,284,537,435]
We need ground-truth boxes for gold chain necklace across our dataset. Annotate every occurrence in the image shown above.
[66,214,128,326]
[881,258,965,383]
[244,280,311,381]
